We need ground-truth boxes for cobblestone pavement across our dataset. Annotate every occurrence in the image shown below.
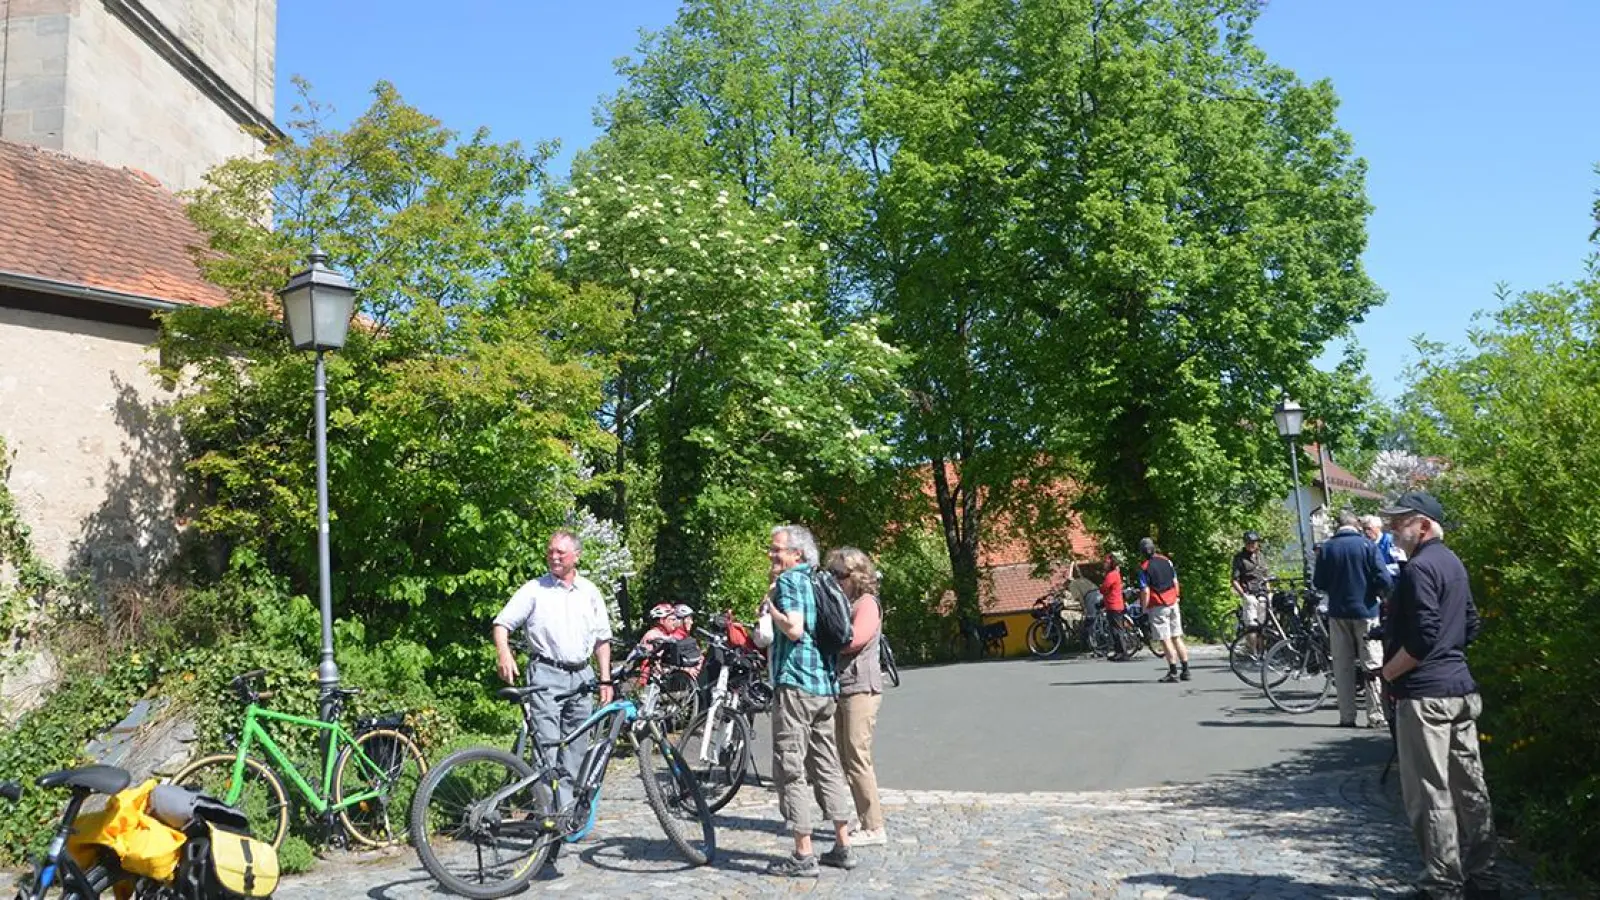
[273,754,1549,899]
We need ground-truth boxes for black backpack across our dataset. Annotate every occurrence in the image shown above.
[809,569,855,661]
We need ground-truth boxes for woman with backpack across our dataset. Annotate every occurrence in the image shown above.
[825,546,888,847]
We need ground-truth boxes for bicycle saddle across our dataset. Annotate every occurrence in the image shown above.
[36,765,131,796]
[496,685,549,702]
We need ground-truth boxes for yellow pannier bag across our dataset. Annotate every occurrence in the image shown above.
[200,822,279,897]
[67,779,186,882]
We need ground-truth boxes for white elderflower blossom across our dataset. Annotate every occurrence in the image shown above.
[659,236,670,246]
[561,206,571,215]
[689,239,702,251]
[664,267,677,277]
[585,240,600,252]
[688,179,701,189]
[818,242,830,252]
[630,266,641,279]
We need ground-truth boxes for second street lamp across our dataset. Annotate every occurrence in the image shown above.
[279,250,357,711]
[1273,395,1314,583]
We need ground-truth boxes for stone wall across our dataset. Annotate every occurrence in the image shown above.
[0,0,72,148]
[0,0,275,191]
[0,303,184,588]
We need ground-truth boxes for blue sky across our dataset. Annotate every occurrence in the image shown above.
[277,1,1600,398]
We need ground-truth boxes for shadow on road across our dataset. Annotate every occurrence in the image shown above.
[1126,872,1400,899]
[364,875,444,899]
[1196,718,1352,729]
[1049,678,1150,686]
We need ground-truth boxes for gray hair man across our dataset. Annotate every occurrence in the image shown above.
[1379,492,1499,900]
[761,524,854,877]
[1313,510,1392,728]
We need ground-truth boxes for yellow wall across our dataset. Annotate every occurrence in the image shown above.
[982,612,1040,657]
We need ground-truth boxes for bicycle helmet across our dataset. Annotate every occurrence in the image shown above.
[648,603,676,621]
[1137,537,1156,557]
[673,603,694,619]
[1243,531,1261,543]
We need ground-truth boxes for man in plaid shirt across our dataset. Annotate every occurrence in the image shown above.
[761,524,855,877]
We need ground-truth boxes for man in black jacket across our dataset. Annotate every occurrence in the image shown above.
[1314,510,1393,728]
[1379,492,1499,900]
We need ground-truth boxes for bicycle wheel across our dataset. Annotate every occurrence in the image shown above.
[1262,639,1333,714]
[636,729,715,865]
[879,637,901,687]
[676,706,751,813]
[1143,622,1166,658]
[408,745,556,900]
[1026,619,1063,658]
[334,728,428,847]
[1227,627,1267,687]
[659,669,700,735]
[169,754,290,848]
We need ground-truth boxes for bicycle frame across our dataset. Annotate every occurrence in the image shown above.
[492,696,645,843]
[223,703,387,816]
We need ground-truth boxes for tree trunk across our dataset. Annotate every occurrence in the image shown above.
[931,456,982,620]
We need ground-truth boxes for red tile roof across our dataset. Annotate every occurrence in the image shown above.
[0,139,228,307]
[1307,445,1384,501]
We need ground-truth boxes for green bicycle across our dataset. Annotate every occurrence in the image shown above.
[169,669,428,849]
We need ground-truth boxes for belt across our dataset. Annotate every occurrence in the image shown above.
[532,654,589,673]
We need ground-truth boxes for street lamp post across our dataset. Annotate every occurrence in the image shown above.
[1273,395,1314,583]
[278,250,357,710]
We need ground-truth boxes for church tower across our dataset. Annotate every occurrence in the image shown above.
[0,0,277,191]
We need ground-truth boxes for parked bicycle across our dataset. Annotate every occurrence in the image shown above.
[3,765,271,900]
[4,766,129,899]
[1025,592,1070,658]
[168,670,427,849]
[873,603,903,686]
[408,665,714,899]
[677,618,772,812]
[949,613,1007,660]
[1226,578,1302,687]
[1260,589,1335,713]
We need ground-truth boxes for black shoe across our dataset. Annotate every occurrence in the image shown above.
[819,845,859,870]
[1464,877,1503,900]
[1179,668,1191,681]
[767,853,820,878]
[1159,671,1180,683]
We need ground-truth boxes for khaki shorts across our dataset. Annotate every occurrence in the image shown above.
[1240,593,1267,626]
[1149,604,1183,640]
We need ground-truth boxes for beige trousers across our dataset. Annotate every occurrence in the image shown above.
[837,691,884,830]
[771,686,852,835]
[1396,694,1497,895]
[1328,616,1384,725]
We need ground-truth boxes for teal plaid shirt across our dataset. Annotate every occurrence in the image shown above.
[772,564,837,696]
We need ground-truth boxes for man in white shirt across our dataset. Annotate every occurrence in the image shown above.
[493,529,614,809]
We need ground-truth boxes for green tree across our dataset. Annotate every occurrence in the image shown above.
[604,0,1381,629]
[1400,265,1600,883]
[546,166,903,609]
[162,82,613,678]
[873,0,1380,627]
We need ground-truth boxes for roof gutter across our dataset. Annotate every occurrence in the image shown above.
[0,270,180,312]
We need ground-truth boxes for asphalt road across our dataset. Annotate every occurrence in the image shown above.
[873,647,1392,792]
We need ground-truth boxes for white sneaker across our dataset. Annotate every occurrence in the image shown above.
[851,826,888,846]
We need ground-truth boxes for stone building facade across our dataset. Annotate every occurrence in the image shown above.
[0,139,230,588]
[0,0,277,191]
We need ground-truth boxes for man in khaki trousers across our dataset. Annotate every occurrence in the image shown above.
[1380,492,1499,900]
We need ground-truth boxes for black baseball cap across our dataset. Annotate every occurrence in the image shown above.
[1379,490,1445,523]
[1243,531,1261,543]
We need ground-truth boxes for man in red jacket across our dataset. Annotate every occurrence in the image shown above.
[1099,552,1130,660]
